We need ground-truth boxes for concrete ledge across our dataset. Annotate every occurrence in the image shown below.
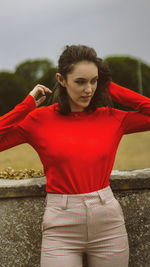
[0,176,46,198]
[0,168,150,199]
[110,168,150,190]
[0,168,150,267]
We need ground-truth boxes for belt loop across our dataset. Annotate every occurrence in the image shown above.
[62,195,68,209]
[97,190,106,205]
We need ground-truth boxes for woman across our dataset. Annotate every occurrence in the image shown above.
[0,45,150,267]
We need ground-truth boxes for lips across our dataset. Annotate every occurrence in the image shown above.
[81,96,91,101]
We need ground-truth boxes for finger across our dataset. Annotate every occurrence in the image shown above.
[47,88,53,93]
[36,85,46,94]
[37,84,52,93]
[36,96,46,106]
[32,88,45,98]
[36,86,47,96]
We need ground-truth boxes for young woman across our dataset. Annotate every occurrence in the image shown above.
[1,45,150,267]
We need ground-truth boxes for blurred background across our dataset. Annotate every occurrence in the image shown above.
[0,0,150,173]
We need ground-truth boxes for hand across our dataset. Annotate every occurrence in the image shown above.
[29,84,52,107]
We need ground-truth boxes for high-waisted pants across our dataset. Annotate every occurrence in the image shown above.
[40,185,129,267]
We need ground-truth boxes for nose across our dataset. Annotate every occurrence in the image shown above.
[84,83,92,94]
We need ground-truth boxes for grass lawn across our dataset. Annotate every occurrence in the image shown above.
[0,131,150,172]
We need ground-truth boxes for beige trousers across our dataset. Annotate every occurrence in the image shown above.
[40,186,129,267]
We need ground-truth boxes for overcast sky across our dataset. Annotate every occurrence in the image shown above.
[0,0,150,71]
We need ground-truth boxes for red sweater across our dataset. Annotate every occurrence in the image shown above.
[0,82,150,194]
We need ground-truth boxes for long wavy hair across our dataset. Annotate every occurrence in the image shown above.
[48,44,114,115]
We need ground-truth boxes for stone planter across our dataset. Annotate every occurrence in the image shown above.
[0,168,150,267]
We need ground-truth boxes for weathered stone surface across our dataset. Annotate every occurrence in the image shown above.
[110,168,150,190]
[0,197,45,267]
[0,177,46,198]
[0,168,150,267]
[112,190,150,267]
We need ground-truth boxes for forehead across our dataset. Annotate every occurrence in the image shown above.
[68,61,98,78]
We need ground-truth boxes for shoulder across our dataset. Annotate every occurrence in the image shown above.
[28,103,56,117]
[97,106,128,122]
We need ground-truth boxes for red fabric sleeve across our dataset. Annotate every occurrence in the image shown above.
[108,82,150,115]
[108,82,150,134]
[0,94,36,151]
[120,111,150,134]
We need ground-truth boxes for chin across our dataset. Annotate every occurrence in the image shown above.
[81,101,90,106]
[71,99,90,111]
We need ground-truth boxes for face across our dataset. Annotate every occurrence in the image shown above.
[56,61,98,112]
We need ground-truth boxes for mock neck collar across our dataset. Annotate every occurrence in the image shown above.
[54,103,93,117]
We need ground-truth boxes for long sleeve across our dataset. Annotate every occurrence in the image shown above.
[108,82,150,115]
[107,82,150,134]
[0,94,36,152]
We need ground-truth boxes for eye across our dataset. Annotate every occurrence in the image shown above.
[76,81,85,84]
[91,79,98,84]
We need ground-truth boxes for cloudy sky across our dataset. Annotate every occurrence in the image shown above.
[0,0,150,71]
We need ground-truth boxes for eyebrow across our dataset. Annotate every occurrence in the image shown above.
[75,75,98,80]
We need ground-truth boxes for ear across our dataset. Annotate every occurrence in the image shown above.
[56,73,66,87]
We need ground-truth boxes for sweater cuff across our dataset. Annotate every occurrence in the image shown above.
[21,94,36,111]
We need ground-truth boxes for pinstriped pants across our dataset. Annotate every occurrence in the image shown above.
[40,186,129,267]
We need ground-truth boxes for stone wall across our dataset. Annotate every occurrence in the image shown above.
[0,168,150,267]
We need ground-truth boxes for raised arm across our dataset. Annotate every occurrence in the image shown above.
[0,84,52,152]
[0,94,36,137]
[107,82,150,116]
[120,110,150,135]
[0,94,36,151]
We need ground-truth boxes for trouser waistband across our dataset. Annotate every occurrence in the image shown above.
[44,186,115,209]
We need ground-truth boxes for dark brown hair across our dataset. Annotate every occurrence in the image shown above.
[49,44,114,115]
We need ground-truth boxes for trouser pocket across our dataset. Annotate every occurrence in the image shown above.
[89,196,125,235]
[111,197,125,221]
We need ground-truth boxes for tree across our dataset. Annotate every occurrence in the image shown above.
[104,56,150,96]
[36,67,58,107]
[104,56,150,110]
[0,72,28,115]
[15,59,54,90]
